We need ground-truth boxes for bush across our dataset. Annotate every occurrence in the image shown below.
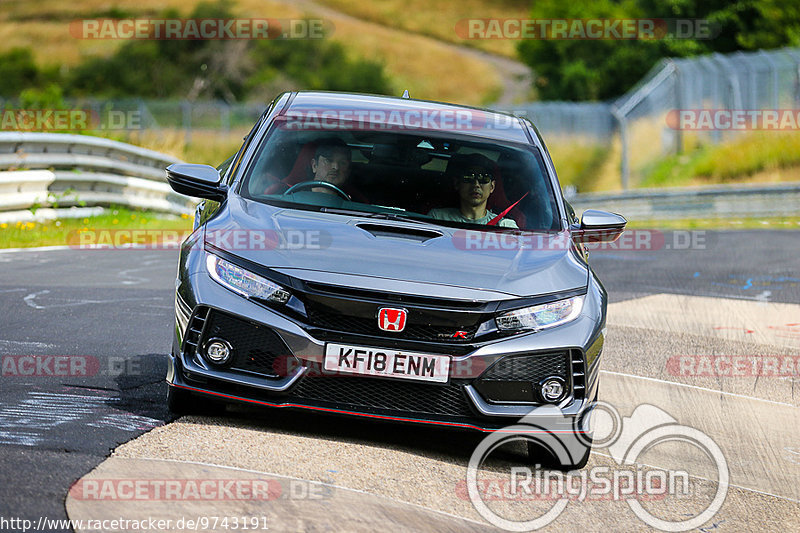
[18,84,66,109]
[518,0,800,101]
[0,48,41,98]
[66,1,392,101]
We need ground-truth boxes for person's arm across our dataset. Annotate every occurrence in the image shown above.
[498,217,519,229]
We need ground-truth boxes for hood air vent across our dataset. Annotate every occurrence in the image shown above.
[355,222,444,243]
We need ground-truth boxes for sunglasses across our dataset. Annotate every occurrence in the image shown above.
[459,173,493,185]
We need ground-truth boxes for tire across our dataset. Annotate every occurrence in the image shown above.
[166,385,225,416]
[528,437,592,471]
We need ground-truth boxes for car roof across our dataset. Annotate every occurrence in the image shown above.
[282,91,535,145]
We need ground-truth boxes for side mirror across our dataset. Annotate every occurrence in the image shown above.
[166,163,227,201]
[572,209,627,244]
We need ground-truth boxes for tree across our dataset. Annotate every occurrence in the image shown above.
[518,0,800,101]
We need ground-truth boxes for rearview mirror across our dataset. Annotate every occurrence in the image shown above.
[572,209,627,244]
[166,163,227,201]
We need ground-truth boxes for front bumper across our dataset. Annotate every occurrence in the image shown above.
[169,267,605,433]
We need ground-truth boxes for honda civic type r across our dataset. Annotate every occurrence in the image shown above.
[165,91,626,470]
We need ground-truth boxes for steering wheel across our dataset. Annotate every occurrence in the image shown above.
[283,180,351,200]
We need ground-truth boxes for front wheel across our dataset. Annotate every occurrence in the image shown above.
[166,385,224,416]
[528,437,592,471]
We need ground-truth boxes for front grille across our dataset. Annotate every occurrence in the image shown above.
[474,352,570,404]
[289,375,474,418]
[200,309,295,378]
[304,282,485,309]
[183,307,210,356]
[571,350,586,399]
[305,304,480,343]
[480,353,570,382]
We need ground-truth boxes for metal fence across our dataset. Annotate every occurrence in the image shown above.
[570,182,800,220]
[513,101,615,142]
[0,97,266,142]
[612,47,800,188]
[2,47,798,190]
[499,47,800,189]
[0,132,192,220]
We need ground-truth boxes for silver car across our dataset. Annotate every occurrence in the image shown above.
[165,91,626,469]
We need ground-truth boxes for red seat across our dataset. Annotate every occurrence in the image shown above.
[263,141,369,203]
[262,142,318,195]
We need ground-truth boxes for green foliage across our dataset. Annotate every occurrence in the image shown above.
[640,132,800,187]
[250,39,392,94]
[18,84,66,109]
[64,1,391,101]
[547,141,610,191]
[68,41,188,98]
[519,0,800,101]
[0,48,42,98]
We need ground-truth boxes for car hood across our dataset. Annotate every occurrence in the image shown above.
[204,199,588,299]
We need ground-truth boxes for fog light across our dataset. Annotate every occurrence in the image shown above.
[204,339,232,364]
[538,376,567,403]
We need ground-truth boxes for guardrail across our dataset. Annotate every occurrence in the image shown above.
[570,182,800,220]
[2,133,797,224]
[0,132,194,220]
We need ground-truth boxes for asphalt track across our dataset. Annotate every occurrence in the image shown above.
[0,230,797,532]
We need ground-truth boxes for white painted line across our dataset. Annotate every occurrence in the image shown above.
[0,245,71,254]
[23,289,163,309]
[117,457,492,528]
[600,370,796,408]
[591,451,800,505]
[23,290,50,310]
[0,339,56,349]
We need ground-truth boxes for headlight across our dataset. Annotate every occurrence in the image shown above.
[206,254,290,303]
[496,295,584,332]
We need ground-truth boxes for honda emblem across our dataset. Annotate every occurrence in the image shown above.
[378,308,407,332]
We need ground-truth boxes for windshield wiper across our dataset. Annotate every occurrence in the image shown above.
[319,207,432,225]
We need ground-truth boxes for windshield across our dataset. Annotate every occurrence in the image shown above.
[240,120,560,231]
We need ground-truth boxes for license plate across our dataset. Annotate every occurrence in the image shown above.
[324,343,451,383]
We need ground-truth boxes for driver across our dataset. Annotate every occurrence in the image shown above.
[428,153,518,228]
[309,138,352,194]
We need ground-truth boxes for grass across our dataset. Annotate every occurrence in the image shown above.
[315,0,531,59]
[0,206,193,249]
[272,0,500,104]
[640,132,800,188]
[0,0,501,105]
[110,128,249,165]
[547,139,611,192]
[551,127,800,192]
[3,206,794,250]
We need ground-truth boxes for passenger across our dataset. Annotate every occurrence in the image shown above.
[428,153,518,228]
